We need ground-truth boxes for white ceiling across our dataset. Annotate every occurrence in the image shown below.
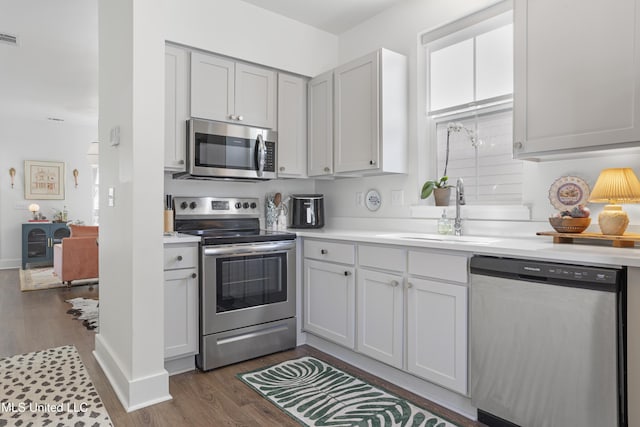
[0,0,407,128]
[0,0,98,127]
[240,0,410,35]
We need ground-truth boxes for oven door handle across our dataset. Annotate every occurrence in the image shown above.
[203,240,295,256]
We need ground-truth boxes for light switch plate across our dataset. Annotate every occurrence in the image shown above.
[356,192,364,207]
[391,190,404,206]
[108,187,115,207]
[110,126,120,146]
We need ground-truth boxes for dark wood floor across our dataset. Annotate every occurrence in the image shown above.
[0,268,482,426]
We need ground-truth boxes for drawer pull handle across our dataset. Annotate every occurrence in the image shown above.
[390,280,399,287]
[324,167,330,173]
[191,273,197,279]
[177,255,183,261]
[344,271,351,276]
[320,249,328,254]
[406,282,413,289]
[370,160,376,165]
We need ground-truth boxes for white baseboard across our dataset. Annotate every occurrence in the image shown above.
[0,259,21,270]
[94,334,172,412]
[165,355,195,376]
[305,334,477,421]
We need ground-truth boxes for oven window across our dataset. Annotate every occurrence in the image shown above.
[195,133,256,170]
[216,253,287,312]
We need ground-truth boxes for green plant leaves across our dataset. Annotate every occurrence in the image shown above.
[421,181,435,199]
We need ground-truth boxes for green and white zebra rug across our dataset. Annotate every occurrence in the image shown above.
[238,356,461,427]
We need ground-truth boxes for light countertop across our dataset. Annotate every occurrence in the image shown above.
[294,228,640,268]
[163,233,201,244]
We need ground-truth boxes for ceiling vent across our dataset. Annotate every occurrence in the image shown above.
[0,33,18,46]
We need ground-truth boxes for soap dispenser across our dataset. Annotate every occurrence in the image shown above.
[437,209,452,235]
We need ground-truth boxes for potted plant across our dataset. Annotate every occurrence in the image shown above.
[421,122,477,206]
[421,176,452,206]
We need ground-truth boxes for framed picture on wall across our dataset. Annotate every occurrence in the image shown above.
[24,160,65,200]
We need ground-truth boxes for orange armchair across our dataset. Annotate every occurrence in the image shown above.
[53,225,99,285]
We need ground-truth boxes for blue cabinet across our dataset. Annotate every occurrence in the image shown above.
[21,223,70,269]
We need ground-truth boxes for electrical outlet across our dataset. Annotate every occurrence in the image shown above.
[391,190,404,206]
[356,192,364,206]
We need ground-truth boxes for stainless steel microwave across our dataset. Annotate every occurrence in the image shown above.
[174,119,277,181]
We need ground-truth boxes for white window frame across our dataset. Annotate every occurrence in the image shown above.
[415,0,529,220]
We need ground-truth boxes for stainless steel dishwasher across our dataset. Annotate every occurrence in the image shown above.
[470,256,627,427]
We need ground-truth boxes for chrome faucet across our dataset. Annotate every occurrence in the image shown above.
[454,178,465,236]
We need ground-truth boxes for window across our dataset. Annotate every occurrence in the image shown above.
[423,0,522,205]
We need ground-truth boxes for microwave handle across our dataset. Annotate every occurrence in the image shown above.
[255,134,266,177]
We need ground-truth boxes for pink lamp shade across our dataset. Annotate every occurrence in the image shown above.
[588,168,640,235]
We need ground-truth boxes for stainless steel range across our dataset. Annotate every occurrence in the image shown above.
[174,196,297,371]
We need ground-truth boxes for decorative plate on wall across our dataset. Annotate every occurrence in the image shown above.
[365,189,381,211]
[548,176,590,210]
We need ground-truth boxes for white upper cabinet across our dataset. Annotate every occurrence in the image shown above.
[235,62,277,129]
[334,49,408,175]
[164,45,189,171]
[190,52,235,123]
[308,71,334,177]
[190,51,276,129]
[514,0,640,159]
[277,73,307,177]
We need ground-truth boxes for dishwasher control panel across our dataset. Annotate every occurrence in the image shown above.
[470,256,622,289]
[521,263,618,284]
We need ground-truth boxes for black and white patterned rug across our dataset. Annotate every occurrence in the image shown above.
[66,298,99,331]
[238,356,461,427]
[0,345,113,426]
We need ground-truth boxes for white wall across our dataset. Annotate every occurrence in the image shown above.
[164,0,338,77]
[0,117,95,269]
[319,0,640,226]
[95,0,169,411]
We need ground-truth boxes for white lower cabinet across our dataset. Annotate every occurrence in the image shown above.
[356,269,403,368]
[302,238,469,397]
[407,277,468,395]
[303,258,355,348]
[163,242,198,375]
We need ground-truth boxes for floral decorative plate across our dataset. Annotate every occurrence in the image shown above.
[548,176,590,210]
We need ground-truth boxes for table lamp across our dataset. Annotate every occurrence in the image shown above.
[28,203,40,220]
[588,168,640,235]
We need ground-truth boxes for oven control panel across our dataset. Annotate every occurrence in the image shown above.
[174,197,260,217]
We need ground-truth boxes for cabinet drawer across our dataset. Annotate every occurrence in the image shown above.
[408,250,468,284]
[304,240,355,265]
[164,244,198,270]
[359,245,406,272]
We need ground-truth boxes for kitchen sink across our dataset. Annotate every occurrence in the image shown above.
[375,233,500,245]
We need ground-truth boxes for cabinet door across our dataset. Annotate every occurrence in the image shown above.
[334,51,379,173]
[22,224,48,269]
[307,71,334,177]
[164,268,198,359]
[164,45,189,171]
[357,269,403,368]
[277,73,307,177]
[303,259,355,348]
[514,0,640,158]
[407,277,467,395]
[235,62,276,129]
[190,52,235,123]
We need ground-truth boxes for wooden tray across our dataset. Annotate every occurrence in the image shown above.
[536,231,640,248]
